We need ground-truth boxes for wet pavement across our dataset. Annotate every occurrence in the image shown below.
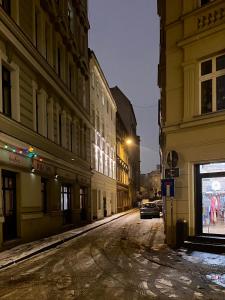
[0,211,225,299]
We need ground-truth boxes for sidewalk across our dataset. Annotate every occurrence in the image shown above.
[0,209,137,270]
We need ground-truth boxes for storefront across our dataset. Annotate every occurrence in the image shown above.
[196,162,225,236]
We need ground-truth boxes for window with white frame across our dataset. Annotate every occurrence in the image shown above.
[200,54,225,114]
[2,65,11,118]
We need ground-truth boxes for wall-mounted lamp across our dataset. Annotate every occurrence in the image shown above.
[125,138,133,146]
[55,174,59,179]
[31,168,35,173]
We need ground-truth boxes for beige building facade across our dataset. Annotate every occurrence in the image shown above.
[158,0,225,246]
[0,0,91,248]
[89,51,117,220]
[111,87,140,212]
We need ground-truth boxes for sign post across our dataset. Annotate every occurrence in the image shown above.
[161,178,175,245]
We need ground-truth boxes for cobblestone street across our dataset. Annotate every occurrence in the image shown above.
[0,211,225,299]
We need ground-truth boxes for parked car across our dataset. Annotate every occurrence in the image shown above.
[140,202,160,219]
[153,199,163,212]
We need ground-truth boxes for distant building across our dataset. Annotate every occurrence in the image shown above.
[111,87,140,211]
[0,0,90,247]
[140,170,161,199]
[158,0,225,246]
[89,50,117,220]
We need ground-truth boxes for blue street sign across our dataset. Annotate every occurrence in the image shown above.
[161,178,175,197]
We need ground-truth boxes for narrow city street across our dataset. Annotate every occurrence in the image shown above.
[0,211,225,300]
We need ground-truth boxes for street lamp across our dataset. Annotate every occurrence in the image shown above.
[125,138,133,146]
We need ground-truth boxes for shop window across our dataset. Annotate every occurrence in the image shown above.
[196,163,225,235]
[41,178,47,213]
[2,66,11,118]
[200,54,225,114]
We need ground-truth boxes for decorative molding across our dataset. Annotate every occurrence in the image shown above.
[197,6,225,30]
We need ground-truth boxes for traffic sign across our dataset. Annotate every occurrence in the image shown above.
[165,168,179,178]
[167,151,178,168]
[161,178,175,197]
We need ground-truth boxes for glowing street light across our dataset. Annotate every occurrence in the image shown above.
[125,138,133,146]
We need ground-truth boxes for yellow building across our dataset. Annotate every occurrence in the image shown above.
[158,0,225,246]
[0,0,91,248]
[89,50,117,220]
[111,87,140,212]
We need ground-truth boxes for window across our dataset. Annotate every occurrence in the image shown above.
[102,123,105,137]
[200,54,225,114]
[96,114,100,132]
[2,66,11,118]
[82,77,86,108]
[36,91,39,132]
[45,22,51,61]
[98,190,101,209]
[0,0,10,14]
[107,100,109,113]
[200,0,214,6]
[57,47,61,77]
[69,64,73,93]
[68,0,74,33]
[61,185,71,211]
[70,121,73,152]
[59,113,62,145]
[80,187,87,209]
[41,178,47,213]
[84,125,87,159]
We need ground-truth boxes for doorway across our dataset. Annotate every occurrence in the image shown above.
[2,170,17,241]
[103,197,107,217]
[196,163,225,235]
[80,187,87,220]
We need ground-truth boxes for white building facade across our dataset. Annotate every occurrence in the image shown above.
[89,51,117,219]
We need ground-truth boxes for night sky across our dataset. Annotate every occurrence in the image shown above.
[88,0,160,173]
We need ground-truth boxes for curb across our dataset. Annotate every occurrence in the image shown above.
[0,209,137,271]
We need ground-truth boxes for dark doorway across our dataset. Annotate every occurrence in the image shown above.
[2,170,17,241]
[103,197,107,217]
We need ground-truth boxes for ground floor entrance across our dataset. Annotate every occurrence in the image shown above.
[2,170,17,241]
[196,162,225,235]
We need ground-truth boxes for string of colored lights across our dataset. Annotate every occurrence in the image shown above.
[3,144,43,162]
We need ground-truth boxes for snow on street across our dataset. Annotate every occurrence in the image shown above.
[0,211,225,299]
